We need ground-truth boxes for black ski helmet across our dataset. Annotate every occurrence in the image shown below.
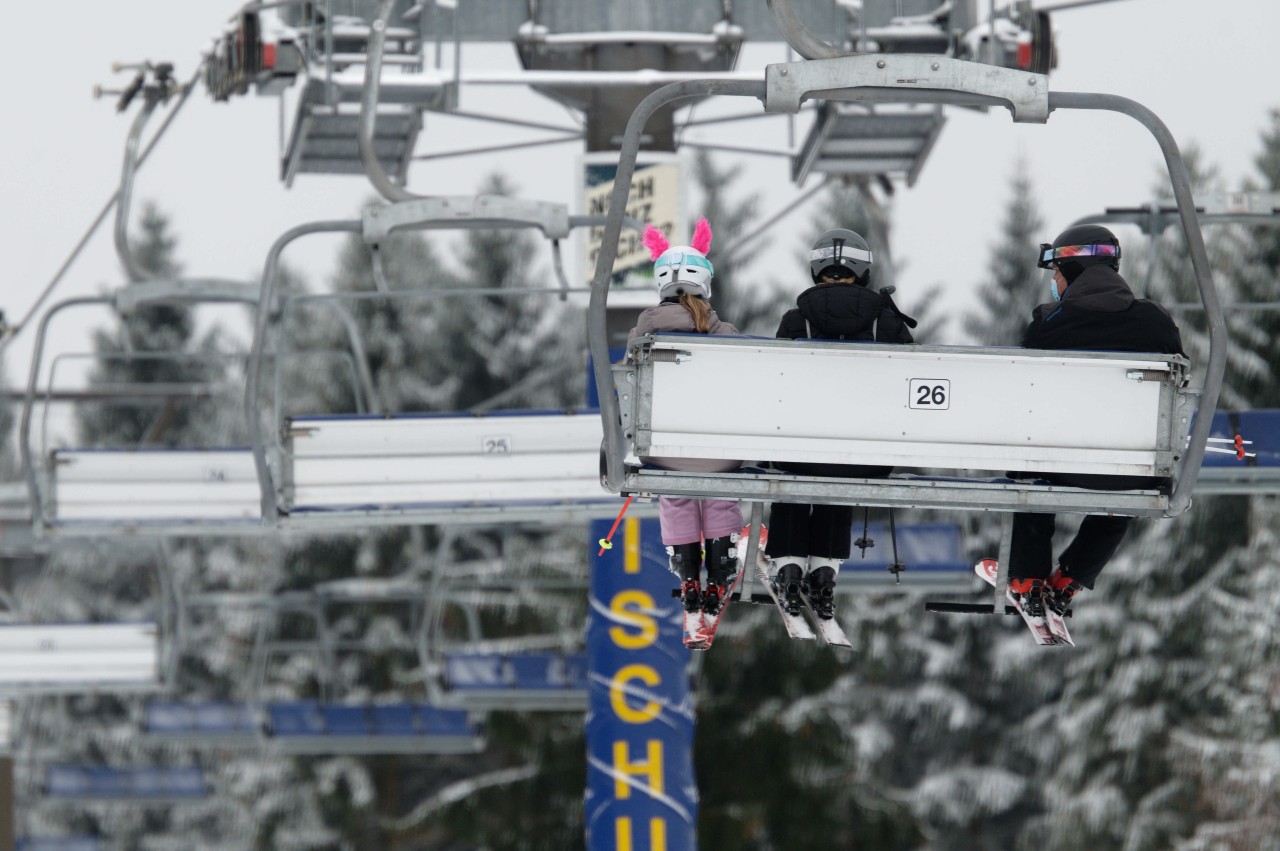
[1038,224,1122,282]
[809,228,872,283]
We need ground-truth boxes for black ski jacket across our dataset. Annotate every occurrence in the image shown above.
[776,282,915,343]
[1022,265,1184,356]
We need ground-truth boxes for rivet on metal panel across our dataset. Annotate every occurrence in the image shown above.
[877,60,886,69]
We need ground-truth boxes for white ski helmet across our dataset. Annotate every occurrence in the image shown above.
[643,218,715,300]
[653,246,714,299]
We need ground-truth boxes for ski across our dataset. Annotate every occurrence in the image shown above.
[682,609,708,648]
[797,588,853,648]
[685,564,745,651]
[755,562,816,641]
[1043,606,1074,647]
[973,559,1071,647]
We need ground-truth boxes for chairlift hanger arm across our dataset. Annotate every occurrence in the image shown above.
[246,219,362,523]
[766,0,848,60]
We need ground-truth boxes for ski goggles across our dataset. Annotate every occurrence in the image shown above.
[655,250,714,275]
[1037,242,1121,269]
[810,245,873,264]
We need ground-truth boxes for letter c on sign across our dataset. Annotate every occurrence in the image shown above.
[610,664,662,724]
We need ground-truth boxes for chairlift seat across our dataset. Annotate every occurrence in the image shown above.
[267,701,481,754]
[0,622,160,694]
[143,702,259,747]
[619,335,1192,516]
[48,449,260,526]
[15,838,104,851]
[43,766,208,801]
[284,409,615,519]
[1195,410,1280,494]
[442,652,589,711]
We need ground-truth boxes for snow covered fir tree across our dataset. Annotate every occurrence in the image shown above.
[3,42,1280,850]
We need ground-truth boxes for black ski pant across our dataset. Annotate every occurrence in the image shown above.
[1009,472,1164,588]
[765,462,891,561]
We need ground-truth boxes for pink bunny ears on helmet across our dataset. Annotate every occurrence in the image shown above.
[691,217,712,255]
[642,218,713,260]
[642,225,669,260]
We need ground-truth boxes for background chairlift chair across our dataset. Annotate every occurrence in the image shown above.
[244,199,646,532]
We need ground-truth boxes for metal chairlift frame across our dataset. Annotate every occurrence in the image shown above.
[0,540,179,696]
[158,580,447,752]
[16,68,374,538]
[588,0,1226,613]
[17,291,371,538]
[243,201,646,532]
[235,583,484,754]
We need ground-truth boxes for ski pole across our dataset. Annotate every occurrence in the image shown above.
[597,496,634,556]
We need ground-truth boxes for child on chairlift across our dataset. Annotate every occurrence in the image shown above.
[626,218,743,617]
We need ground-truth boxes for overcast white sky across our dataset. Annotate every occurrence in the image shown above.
[2,0,1278,401]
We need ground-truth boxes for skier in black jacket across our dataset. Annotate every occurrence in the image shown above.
[1008,224,1185,621]
[764,228,916,619]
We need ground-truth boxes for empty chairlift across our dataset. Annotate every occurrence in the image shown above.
[0,622,161,696]
[246,196,646,530]
[1196,410,1280,495]
[265,701,481,755]
[441,651,588,712]
[141,701,261,748]
[42,765,209,803]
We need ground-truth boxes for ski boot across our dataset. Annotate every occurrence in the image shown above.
[1045,567,1083,616]
[804,558,841,620]
[702,534,741,616]
[1007,577,1048,618]
[773,561,806,616]
[667,542,703,613]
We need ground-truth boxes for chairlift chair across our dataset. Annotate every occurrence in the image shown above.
[244,199,649,533]
[587,0,1226,619]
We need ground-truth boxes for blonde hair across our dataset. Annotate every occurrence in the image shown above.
[679,294,713,333]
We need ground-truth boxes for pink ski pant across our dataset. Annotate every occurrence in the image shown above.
[658,497,743,546]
